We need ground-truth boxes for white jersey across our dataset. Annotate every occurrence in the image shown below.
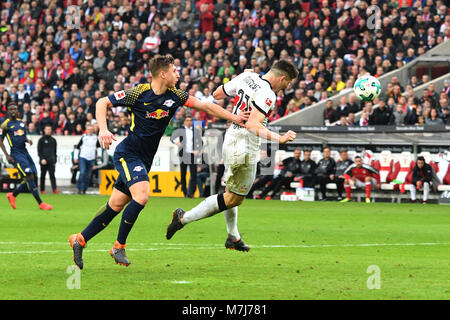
[220,72,276,195]
[222,71,276,150]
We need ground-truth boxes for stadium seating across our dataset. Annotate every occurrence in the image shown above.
[280,149,450,202]
[383,152,415,191]
[373,151,394,184]
[436,157,450,191]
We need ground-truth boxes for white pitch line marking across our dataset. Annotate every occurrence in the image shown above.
[0,242,449,254]
[169,280,193,284]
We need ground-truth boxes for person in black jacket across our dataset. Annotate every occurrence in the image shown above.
[258,149,302,200]
[323,99,337,125]
[333,149,354,200]
[171,116,203,198]
[409,156,433,204]
[38,124,58,193]
[293,149,317,188]
[369,100,393,125]
[315,146,336,200]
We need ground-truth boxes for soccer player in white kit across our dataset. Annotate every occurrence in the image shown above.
[166,60,298,250]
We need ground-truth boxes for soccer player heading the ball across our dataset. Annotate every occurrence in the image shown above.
[166,60,299,251]
[69,55,249,269]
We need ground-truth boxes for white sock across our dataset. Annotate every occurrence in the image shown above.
[181,194,221,224]
[224,206,240,239]
[410,184,416,200]
[423,182,430,201]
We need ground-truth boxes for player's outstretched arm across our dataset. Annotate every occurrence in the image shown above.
[246,107,296,144]
[95,96,117,150]
[185,96,249,127]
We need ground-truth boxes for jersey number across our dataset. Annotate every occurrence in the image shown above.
[233,89,252,114]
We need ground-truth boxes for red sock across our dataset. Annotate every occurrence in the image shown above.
[345,185,351,199]
[365,182,372,198]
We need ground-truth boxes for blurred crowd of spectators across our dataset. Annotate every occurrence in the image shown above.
[0,0,449,136]
[324,77,450,126]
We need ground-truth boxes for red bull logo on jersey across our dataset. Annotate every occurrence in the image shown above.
[14,129,25,136]
[146,109,169,120]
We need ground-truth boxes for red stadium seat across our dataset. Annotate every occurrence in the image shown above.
[373,150,394,183]
[444,163,450,185]
[437,163,450,192]
[383,152,415,191]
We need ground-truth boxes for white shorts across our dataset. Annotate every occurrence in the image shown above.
[354,177,377,188]
[222,129,259,196]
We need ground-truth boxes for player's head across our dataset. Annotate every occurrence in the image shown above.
[354,156,363,167]
[149,54,179,88]
[86,124,94,135]
[267,60,299,92]
[416,156,425,168]
[44,124,53,136]
[184,115,193,128]
[7,103,18,119]
[322,146,331,158]
[293,149,301,159]
[339,149,348,160]
[303,149,311,160]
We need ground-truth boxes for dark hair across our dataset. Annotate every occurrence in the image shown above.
[7,102,18,109]
[354,155,362,160]
[322,146,330,152]
[271,60,299,80]
[149,54,174,77]
[303,149,312,153]
[417,156,425,162]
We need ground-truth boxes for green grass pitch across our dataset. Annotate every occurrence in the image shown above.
[0,194,449,300]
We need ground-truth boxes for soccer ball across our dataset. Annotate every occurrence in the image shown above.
[353,75,381,102]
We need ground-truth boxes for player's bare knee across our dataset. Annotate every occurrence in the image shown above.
[109,200,125,212]
[233,196,244,207]
[133,192,149,206]
[224,192,244,208]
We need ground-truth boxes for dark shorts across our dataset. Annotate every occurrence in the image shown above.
[113,143,154,198]
[11,151,37,179]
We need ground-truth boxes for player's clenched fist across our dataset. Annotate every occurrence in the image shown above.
[98,129,117,150]
[279,130,296,144]
[235,111,251,127]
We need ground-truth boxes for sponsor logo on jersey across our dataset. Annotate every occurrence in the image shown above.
[146,109,169,119]
[265,98,272,107]
[14,129,25,136]
[114,90,126,100]
[133,166,144,172]
[163,99,175,107]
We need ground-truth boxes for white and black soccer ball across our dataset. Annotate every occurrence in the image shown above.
[353,75,381,102]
